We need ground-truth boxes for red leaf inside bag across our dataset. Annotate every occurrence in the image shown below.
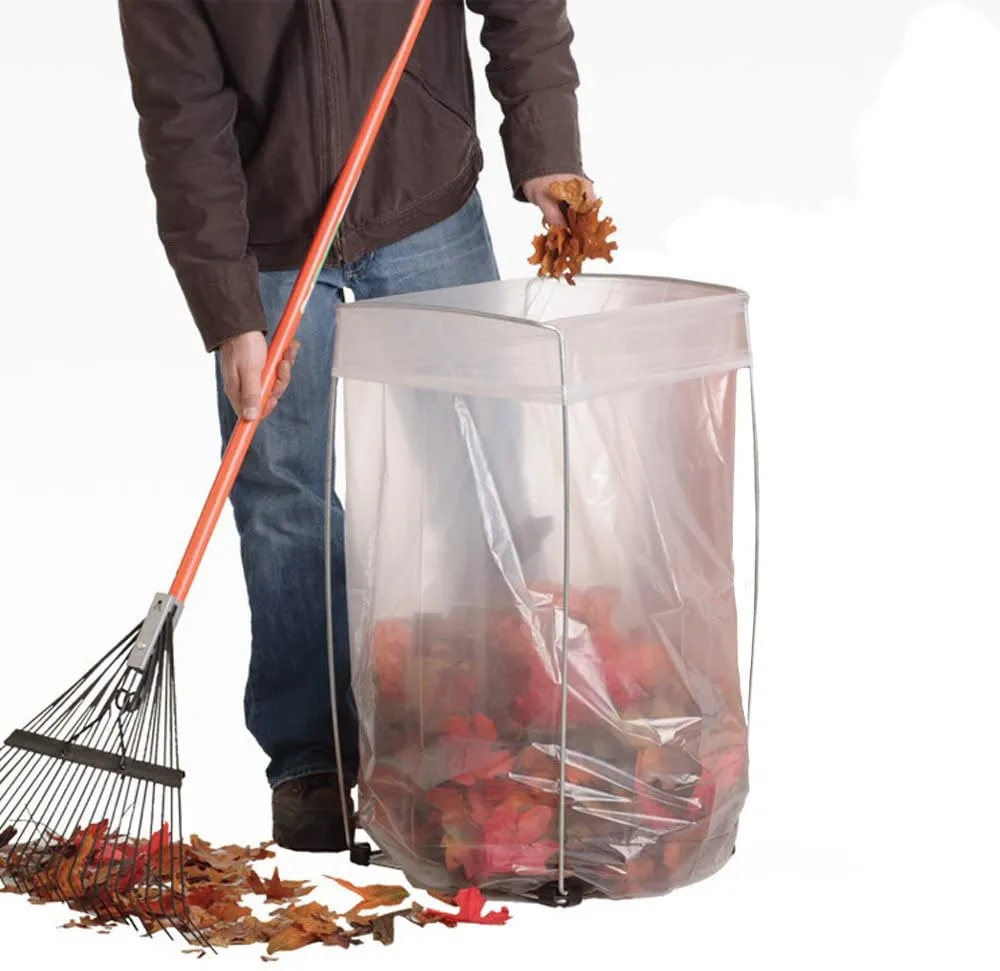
[592,629,646,710]
[428,787,484,881]
[373,619,413,701]
[693,747,746,817]
[486,611,537,666]
[513,584,647,723]
[422,655,479,725]
[528,584,621,631]
[440,714,514,786]
[479,799,558,877]
[510,652,593,729]
[528,582,590,623]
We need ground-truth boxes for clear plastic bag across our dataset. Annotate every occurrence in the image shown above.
[334,275,754,900]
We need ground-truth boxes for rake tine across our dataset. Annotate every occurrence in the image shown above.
[0,621,191,941]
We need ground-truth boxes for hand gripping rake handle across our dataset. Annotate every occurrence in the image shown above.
[173,0,432,604]
[126,0,433,671]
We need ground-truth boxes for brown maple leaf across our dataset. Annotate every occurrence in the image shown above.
[186,836,274,876]
[528,177,618,284]
[547,178,595,213]
[215,900,256,922]
[247,867,313,902]
[266,901,350,951]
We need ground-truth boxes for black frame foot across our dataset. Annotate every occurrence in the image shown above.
[536,878,585,908]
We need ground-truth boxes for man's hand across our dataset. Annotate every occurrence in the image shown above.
[522,173,596,228]
[219,332,300,422]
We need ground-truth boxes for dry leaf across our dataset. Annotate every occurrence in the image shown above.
[547,178,595,213]
[371,913,396,945]
[405,902,452,927]
[52,828,98,899]
[206,916,271,948]
[0,823,512,956]
[208,899,253,923]
[330,877,409,917]
[272,902,339,936]
[424,887,511,926]
[528,177,618,284]
[270,901,352,949]
[267,925,320,955]
[248,867,312,902]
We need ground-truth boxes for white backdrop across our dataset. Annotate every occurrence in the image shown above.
[0,1,997,967]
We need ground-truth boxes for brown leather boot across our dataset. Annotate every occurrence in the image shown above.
[271,773,356,853]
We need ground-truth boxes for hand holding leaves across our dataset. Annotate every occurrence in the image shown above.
[528,177,618,284]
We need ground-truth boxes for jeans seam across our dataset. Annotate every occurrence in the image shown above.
[345,249,373,284]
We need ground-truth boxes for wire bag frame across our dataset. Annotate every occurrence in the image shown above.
[325,275,760,906]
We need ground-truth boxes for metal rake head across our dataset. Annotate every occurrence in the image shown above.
[0,600,207,946]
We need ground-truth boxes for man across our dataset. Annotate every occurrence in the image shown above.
[117,0,592,853]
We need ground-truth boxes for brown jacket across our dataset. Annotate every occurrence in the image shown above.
[118,0,585,351]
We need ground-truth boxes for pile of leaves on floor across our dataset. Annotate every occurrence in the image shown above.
[529,178,618,283]
[0,823,509,956]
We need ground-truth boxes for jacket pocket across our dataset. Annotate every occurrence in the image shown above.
[402,66,474,131]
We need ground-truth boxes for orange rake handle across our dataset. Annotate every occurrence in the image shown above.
[168,0,433,604]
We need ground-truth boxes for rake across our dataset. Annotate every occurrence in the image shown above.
[0,0,433,946]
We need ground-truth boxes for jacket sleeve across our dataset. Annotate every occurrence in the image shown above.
[465,0,586,199]
[118,0,266,352]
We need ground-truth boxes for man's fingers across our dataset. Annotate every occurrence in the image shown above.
[268,342,299,414]
[223,361,243,420]
[524,175,599,230]
[258,359,294,420]
[271,361,292,401]
[238,360,263,422]
[538,198,566,228]
[221,334,300,423]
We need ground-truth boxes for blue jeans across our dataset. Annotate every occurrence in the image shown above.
[217,190,500,789]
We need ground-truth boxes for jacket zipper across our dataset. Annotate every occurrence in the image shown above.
[313,0,344,265]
